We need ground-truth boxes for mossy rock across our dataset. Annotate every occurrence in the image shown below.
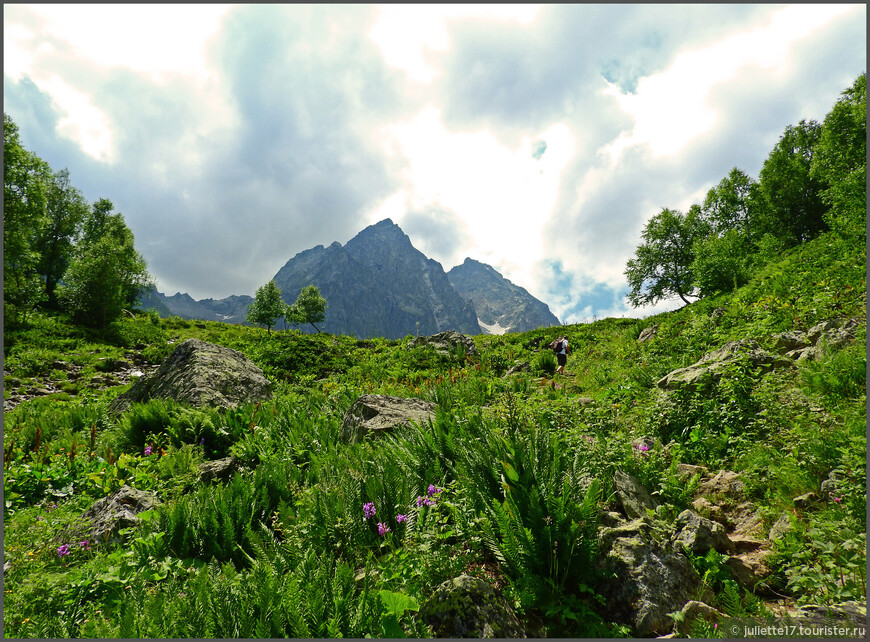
[418,574,525,638]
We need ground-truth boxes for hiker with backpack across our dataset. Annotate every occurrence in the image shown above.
[551,336,571,375]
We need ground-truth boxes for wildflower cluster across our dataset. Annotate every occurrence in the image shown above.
[361,482,444,537]
[416,484,443,507]
[57,540,91,558]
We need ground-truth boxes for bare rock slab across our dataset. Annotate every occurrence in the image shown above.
[340,394,436,444]
[109,338,272,414]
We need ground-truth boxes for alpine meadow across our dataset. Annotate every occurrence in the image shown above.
[2,75,866,638]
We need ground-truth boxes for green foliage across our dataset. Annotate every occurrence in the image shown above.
[810,73,866,239]
[692,228,753,296]
[532,349,557,376]
[757,119,828,246]
[624,206,707,307]
[286,284,328,333]
[246,279,285,334]
[3,77,866,638]
[59,200,152,328]
[4,113,51,325]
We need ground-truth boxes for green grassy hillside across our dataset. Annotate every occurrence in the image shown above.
[3,227,865,638]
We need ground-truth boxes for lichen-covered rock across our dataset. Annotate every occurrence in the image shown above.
[339,394,436,444]
[407,331,479,357]
[613,470,657,519]
[199,456,241,484]
[108,338,272,414]
[698,470,746,499]
[656,339,792,391]
[73,485,161,544]
[671,510,732,555]
[675,601,725,636]
[418,574,525,638]
[597,530,710,636]
[774,317,861,362]
[637,325,659,343]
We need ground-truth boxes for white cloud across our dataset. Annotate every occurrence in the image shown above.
[379,105,575,298]
[600,4,859,162]
[3,4,234,162]
[368,4,541,83]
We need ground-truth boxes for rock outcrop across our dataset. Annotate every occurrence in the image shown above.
[596,519,711,636]
[407,331,479,357]
[772,317,861,362]
[613,470,657,519]
[339,394,436,444]
[418,574,526,638]
[657,338,793,391]
[73,485,161,544]
[108,338,272,414]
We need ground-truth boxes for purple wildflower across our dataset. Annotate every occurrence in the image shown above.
[634,443,650,452]
[57,544,71,557]
[363,502,376,520]
[396,513,407,524]
[144,445,152,456]
[377,522,391,536]
[80,540,90,550]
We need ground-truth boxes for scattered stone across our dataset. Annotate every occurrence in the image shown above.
[710,307,727,320]
[671,510,733,555]
[728,502,766,539]
[418,574,525,638]
[598,516,650,553]
[503,361,530,377]
[793,492,817,509]
[637,325,659,343]
[407,331,478,357]
[729,536,766,553]
[677,463,708,480]
[613,470,657,519]
[657,339,793,391]
[108,338,272,415]
[600,511,627,528]
[73,485,161,545]
[675,601,725,636]
[791,601,866,630]
[339,394,436,444]
[597,529,711,636]
[698,470,746,499]
[820,470,846,496]
[768,512,794,542]
[199,456,241,484]
[724,551,773,593]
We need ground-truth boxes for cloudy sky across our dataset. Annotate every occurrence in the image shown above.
[4,4,866,323]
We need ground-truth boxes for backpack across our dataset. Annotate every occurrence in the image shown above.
[550,339,563,354]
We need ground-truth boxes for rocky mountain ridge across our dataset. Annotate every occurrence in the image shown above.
[447,257,560,333]
[142,219,559,338]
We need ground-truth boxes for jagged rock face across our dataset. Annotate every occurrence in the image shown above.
[418,574,526,638]
[339,394,437,444]
[447,257,560,334]
[273,219,481,339]
[108,338,272,414]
